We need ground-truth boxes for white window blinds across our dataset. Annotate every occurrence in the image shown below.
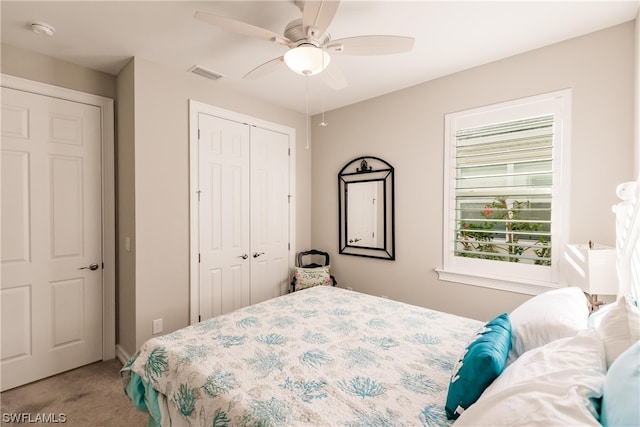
[454,115,553,265]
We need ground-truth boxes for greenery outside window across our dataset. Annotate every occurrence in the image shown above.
[439,90,571,294]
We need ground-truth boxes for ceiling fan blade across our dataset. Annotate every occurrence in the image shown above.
[302,0,340,37]
[243,56,285,80]
[328,35,415,55]
[195,11,289,45]
[319,62,347,90]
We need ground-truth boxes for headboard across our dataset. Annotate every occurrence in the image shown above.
[614,179,640,300]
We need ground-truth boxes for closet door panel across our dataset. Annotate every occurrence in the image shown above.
[198,114,250,319]
[250,127,290,304]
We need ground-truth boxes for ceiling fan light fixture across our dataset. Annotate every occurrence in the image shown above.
[284,45,330,76]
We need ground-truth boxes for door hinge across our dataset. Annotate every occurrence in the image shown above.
[288,148,291,156]
[288,194,292,203]
[198,315,201,322]
[198,128,201,140]
[288,242,290,250]
[198,253,201,263]
[102,262,105,269]
[197,190,201,201]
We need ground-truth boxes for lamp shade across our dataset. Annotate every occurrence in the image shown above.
[284,45,330,76]
[565,243,618,295]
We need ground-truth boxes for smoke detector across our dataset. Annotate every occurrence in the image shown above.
[31,21,55,36]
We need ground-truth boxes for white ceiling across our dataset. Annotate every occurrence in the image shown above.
[1,1,638,115]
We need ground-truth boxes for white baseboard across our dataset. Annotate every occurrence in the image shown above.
[116,344,132,365]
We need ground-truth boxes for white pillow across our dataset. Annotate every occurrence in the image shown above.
[587,302,615,329]
[596,296,640,368]
[455,328,606,426]
[507,287,589,364]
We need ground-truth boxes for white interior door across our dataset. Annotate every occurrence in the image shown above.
[198,113,251,320]
[1,87,103,391]
[250,127,290,304]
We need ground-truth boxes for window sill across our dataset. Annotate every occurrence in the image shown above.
[435,269,560,296]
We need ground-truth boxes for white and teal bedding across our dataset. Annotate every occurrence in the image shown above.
[121,286,481,427]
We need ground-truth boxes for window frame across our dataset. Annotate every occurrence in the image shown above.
[438,89,572,295]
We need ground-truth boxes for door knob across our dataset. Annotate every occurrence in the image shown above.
[237,254,248,260]
[79,263,99,271]
[253,252,265,258]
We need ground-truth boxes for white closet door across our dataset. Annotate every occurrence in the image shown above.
[198,113,251,319]
[1,87,103,391]
[250,126,290,304]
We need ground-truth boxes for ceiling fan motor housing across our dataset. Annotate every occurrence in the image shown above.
[284,18,330,48]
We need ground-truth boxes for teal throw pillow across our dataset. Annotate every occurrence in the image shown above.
[446,312,512,420]
[601,341,640,427]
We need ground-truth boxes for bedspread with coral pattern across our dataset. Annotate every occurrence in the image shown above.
[121,286,481,427]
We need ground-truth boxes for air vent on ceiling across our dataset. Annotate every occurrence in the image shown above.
[188,65,224,81]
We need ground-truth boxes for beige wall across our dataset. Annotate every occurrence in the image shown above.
[116,59,136,356]
[122,57,309,352]
[1,43,116,99]
[310,22,636,321]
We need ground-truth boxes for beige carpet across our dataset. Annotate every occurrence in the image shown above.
[1,359,149,426]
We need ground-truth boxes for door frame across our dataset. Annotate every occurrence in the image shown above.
[1,74,116,360]
[188,100,296,325]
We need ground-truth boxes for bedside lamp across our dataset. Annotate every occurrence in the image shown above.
[565,242,618,312]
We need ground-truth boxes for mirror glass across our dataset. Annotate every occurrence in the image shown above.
[346,181,384,247]
[339,157,395,260]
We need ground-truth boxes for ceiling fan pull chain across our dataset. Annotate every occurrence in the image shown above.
[320,92,327,127]
[320,47,328,127]
[306,74,310,149]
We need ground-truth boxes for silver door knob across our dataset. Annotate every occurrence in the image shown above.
[79,263,99,271]
[253,252,265,258]
[237,254,248,260]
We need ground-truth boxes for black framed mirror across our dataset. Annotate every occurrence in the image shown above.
[338,156,395,260]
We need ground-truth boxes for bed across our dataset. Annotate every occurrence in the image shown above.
[121,286,481,426]
[122,178,640,427]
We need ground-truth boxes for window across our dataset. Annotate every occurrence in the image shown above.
[439,90,571,294]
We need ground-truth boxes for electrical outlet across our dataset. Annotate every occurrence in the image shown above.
[152,318,163,335]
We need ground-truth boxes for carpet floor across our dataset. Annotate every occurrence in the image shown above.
[1,359,149,426]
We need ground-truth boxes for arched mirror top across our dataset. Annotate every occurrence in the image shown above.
[338,156,395,260]
[338,156,394,177]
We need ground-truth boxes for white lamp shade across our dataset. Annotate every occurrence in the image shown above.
[284,46,330,76]
[565,243,618,295]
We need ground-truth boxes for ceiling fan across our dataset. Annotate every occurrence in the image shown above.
[195,0,415,89]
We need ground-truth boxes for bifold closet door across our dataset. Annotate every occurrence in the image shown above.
[198,113,251,319]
